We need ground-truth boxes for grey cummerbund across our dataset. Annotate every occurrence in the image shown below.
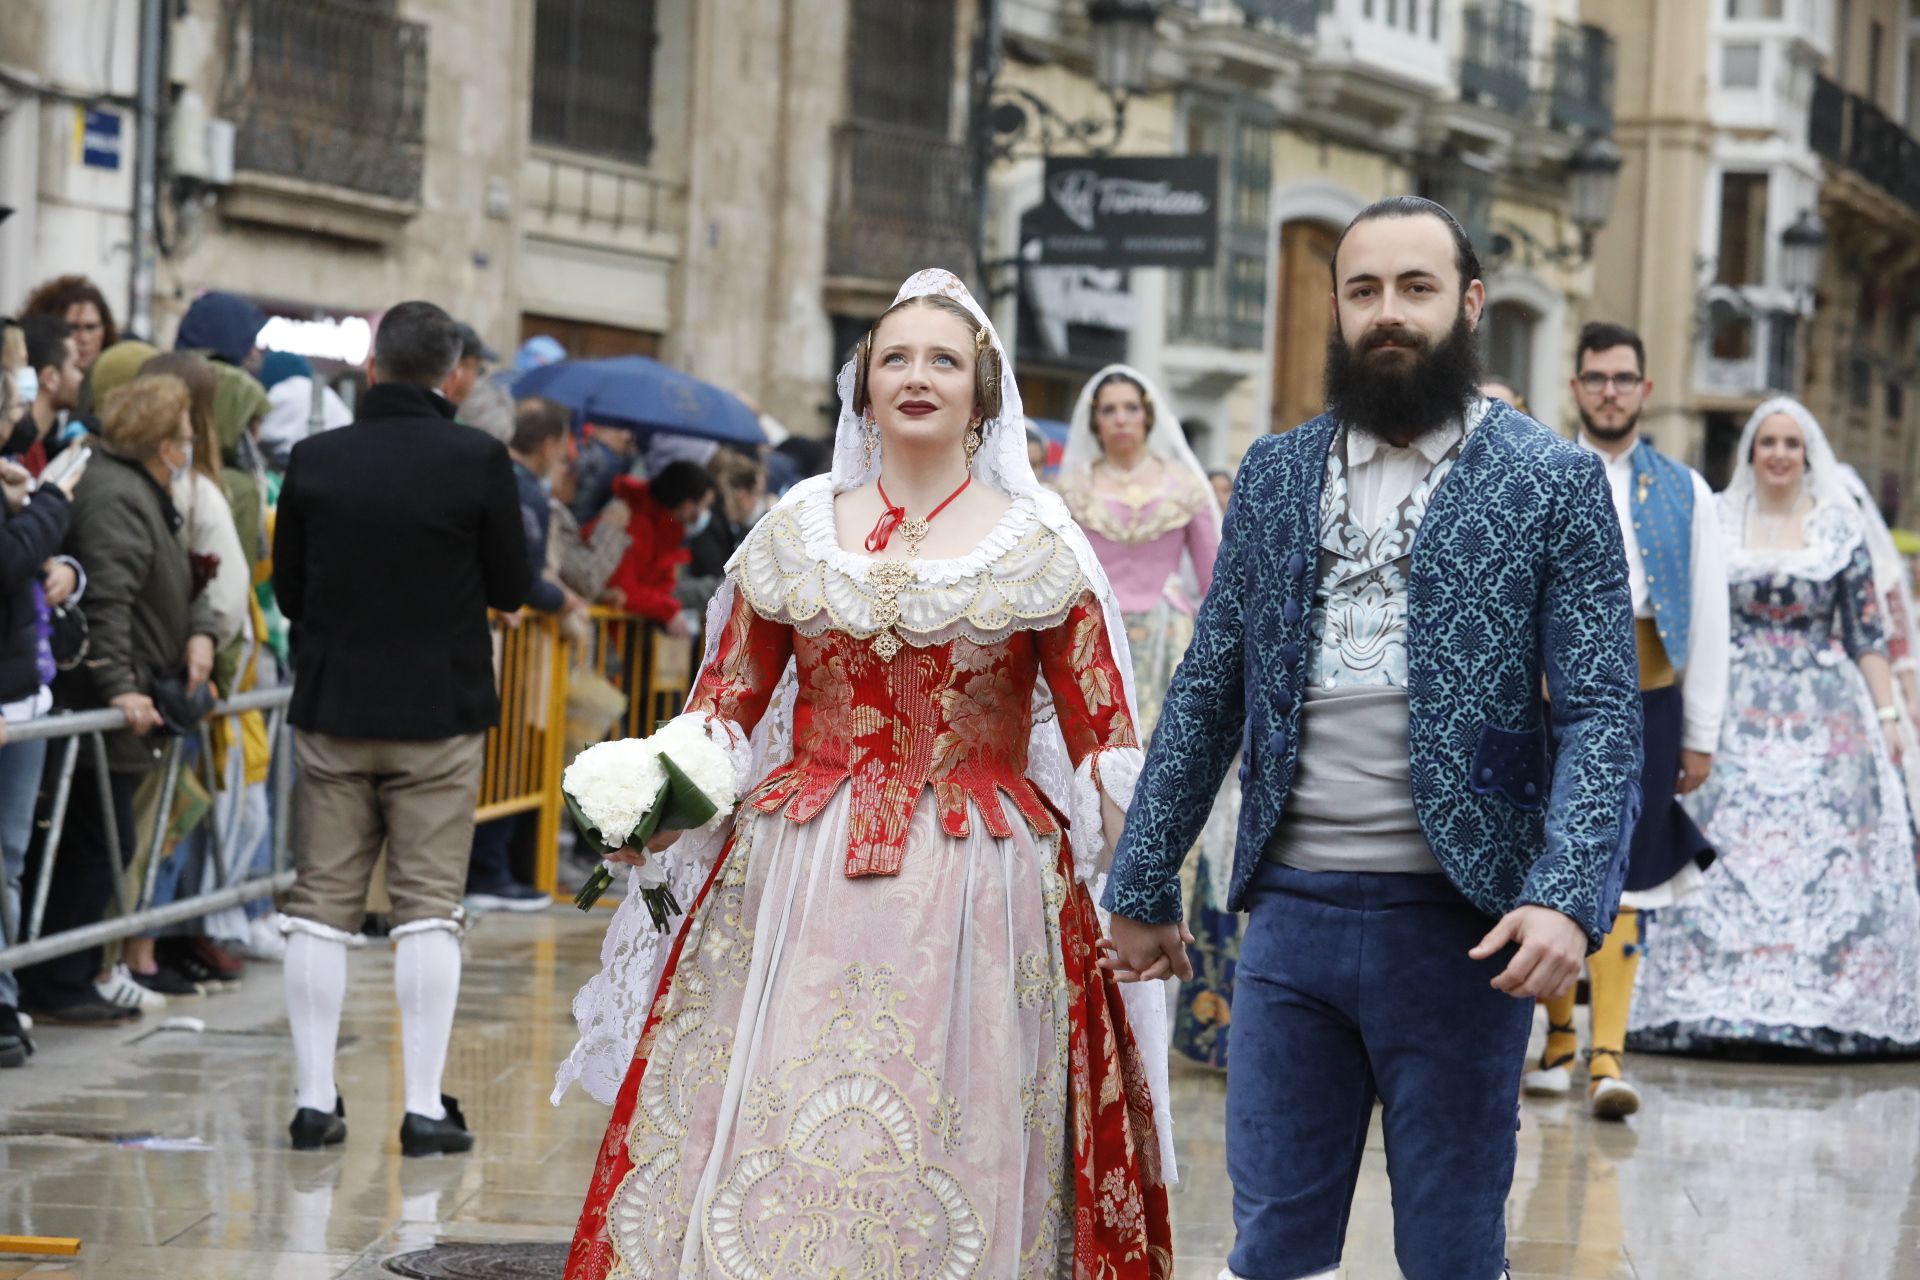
[1266,684,1442,875]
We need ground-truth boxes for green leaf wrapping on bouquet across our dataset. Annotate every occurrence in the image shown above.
[656,753,721,831]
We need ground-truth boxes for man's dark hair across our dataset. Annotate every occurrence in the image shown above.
[1575,321,1646,376]
[651,459,717,508]
[510,396,570,455]
[1330,195,1482,292]
[20,314,72,377]
[372,301,461,386]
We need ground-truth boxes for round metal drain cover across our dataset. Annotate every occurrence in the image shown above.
[383,1242,568,1279]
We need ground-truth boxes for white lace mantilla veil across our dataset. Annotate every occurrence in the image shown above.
[552,269,1177,1177]
[1060,362,1222,538]
[1720,396,1859,553]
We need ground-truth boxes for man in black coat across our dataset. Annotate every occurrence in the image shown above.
[272,300,527,1157]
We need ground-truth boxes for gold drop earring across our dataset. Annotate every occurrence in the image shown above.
[863,412,880,471]
[964,416,983,470]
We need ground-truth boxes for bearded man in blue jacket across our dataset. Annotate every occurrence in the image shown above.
[1101,197,1642,1280]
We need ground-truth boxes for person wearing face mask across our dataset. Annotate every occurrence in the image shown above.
[678,448,766,614]
[17,374,217,1027]
[5,316,87,474]
[595,459,715,636]
[1630,397,1920,1059]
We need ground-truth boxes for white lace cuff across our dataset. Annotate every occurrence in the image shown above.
[1067,744,1144,885]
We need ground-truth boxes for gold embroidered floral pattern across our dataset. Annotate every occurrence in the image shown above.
[1059,464,1214,546]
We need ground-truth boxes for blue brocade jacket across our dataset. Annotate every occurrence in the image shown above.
[1100,401,1644,949]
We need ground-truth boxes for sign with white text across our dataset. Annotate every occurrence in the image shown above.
[1028,156,1220,269]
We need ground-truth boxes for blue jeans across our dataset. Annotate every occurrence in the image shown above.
[1225,863,1533,1280]
[0,738,47,1009]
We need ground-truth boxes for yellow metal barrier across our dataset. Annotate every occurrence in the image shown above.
[477,608,700,897]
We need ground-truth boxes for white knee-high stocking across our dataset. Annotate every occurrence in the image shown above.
[394,927,461,1120]
[284,931,348,1113]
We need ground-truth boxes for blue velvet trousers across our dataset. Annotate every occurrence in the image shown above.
[1225,862,1533,1280]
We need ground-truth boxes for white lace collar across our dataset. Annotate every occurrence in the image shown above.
[1719,496,1864,584]
[730,477,1090,646]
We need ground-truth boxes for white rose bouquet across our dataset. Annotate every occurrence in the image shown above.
[563,723,738,927]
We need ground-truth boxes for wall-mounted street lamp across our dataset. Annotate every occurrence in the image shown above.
[1488,135,1624,268]
[973,1,1162,285]
[1779,208,1827,301]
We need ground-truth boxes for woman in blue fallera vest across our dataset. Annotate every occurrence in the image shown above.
[1631,397,1920,1056]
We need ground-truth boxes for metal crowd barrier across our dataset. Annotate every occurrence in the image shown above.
[476,608,696,898]
[0,610,698,972]
[0,687,294,974]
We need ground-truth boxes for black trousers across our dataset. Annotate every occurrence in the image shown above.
[17,767,140,1008]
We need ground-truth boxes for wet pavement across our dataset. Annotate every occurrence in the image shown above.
[2,909,1917,1279]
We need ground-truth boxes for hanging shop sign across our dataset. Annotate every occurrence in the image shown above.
[1027,155,1220,269]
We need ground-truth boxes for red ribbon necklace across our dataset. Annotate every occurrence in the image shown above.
[866,474,971,557]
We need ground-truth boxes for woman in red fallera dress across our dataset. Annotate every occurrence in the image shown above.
[552,270,1175,1279]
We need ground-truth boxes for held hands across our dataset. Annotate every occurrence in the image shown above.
[1098,913,1195,984]
[1470,904,1587,999]
[42,559,78,608]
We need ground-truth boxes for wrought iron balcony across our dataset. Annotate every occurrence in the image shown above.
[1172,0,1324,38]
[231,0,427,203]
[1810,74,1920,215]
[1549,22,1614,135]
[827,121,974,287]
[1461,1,1533,117]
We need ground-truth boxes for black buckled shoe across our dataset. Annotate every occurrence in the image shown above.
[0,1005,32,1068]
[289,1094,347,1150]
[400,1093,473,1157]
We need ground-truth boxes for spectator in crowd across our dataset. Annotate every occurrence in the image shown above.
[570,422,639,526]
[209,364,272,588]
[538,402,630,606]
[22,275,117,374]
[4,316,85,472]
[768,434,831,496]
[103,352,253,999]
[1026,422,1049,477]
[256,352,351,470]
[441,323,496,410]
[466,399,579,915]
[1209,467,1234,514]
[175,291,267,376]
[456,378,514,446]
[599,459,714,636]
[645,431,719,478]
[0,322,84,1067]
[273,300,527,1156]
[487,334,566,399]
[18,373,215,1026]
[679,448,765,612]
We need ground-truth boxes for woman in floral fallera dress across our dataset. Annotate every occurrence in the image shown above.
[1630,397,1920,1056]
[1058,368,1239,1070]
[554,272,1174,1279]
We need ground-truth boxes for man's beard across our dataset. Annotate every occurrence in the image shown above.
[1578,403,1640,443]
[1323,308,1484,445]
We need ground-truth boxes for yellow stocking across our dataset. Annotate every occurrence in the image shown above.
[1539,985,1579,1071]
[1585,908,1641,1082]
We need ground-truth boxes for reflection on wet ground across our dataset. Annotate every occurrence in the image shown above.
[2,911,1917,1278]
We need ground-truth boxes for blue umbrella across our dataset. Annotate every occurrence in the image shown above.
[514,356,766,447]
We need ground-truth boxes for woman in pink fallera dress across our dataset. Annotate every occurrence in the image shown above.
[1056,367,1240,1069]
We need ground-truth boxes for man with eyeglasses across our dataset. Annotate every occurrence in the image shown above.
[1522,321,1730,1120]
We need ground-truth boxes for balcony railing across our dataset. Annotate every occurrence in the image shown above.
[827,122,974,286]
[1173,0,1324,38]
[1549,22,1614,135]
[232,0,427,203]
[1810,73,1920,214]
[1461,1,1533,116]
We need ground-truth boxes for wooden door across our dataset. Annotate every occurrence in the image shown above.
[1272,220,1338,433]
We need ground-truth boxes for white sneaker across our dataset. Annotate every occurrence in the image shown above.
[17,1011,31,1032]
[1522,1063,1573,1096]
[1589,1075,1641,1120]
[97,964,167,1013]
[231,918,287,963]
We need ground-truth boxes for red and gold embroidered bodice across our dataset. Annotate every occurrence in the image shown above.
[682,493,1139,878]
